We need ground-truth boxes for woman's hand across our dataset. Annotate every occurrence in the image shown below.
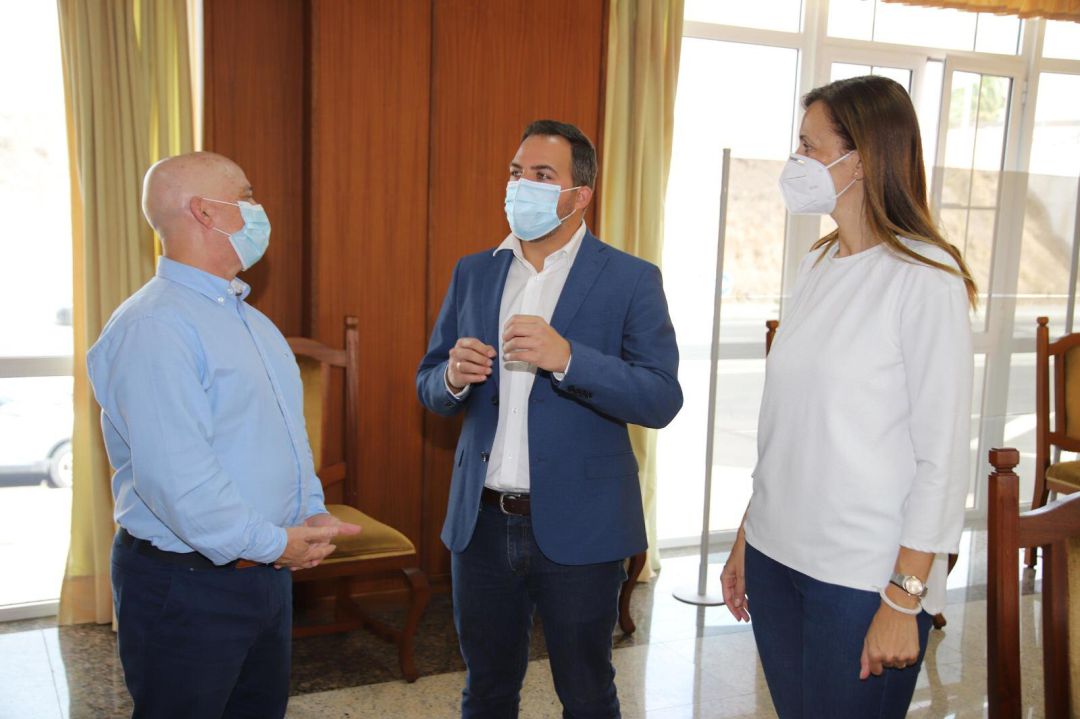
[859,598,920,679]
[720,530,750,622]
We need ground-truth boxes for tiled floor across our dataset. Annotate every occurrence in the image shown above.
[0,529,1049,718]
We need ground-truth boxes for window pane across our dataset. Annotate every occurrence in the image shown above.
[939,72,1012,329]
[968,354,986,509]
[1005,354,1037,506]
[0,2,72,360]
[829,65,912,98]
[974,13,1022,55]
[0,1,73,611]
[1016,73,1080,339]
[920,60,945,199]
[0,377,73,607]
[658,39,798,540]
[685,0,802,33]
[827,0,875,41]
[872,66,912,91]
[873,2,976,51]
[1043,20,1080,61]
[831,62,870,83]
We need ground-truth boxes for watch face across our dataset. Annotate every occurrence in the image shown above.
[903,576,925,596]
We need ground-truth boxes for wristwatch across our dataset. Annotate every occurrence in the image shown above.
[889,573,928,598]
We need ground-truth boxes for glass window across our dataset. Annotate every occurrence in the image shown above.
[1004,353,1038,505]
[968,354,987,509]
[873,3,977,51]
[938,71,1013,330]
[657,39,799,540]
[0,6,72,360]
[684,0,803,33]
[919,60,946,198]
[827,0,876,41]
[1042,20,1080,61]
[974,12,1022,55]
[0,1,73,611]
[830,63,912,91]
[827,0,1019,54]
[1016,73,1080,340]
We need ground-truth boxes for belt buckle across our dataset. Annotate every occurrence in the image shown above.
[498,492,518,515]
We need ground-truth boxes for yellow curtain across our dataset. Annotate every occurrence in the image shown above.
[57,0,195,625]
[599,0,684,579]
[881,0,1080,20]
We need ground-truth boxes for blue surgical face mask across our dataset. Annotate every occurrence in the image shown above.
[504,178,581,241]
[203,198,272,270]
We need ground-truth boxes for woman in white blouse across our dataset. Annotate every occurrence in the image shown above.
[720,75,976,719]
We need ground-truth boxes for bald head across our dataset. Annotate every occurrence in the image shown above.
[141,152,258,279]
[142,152,249,239]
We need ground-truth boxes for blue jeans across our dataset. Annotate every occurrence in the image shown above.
[451,503,627,719]
[745,543,933,719]
[111,531,293,719]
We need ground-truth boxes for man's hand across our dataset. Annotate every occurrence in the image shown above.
[501,315,570,373]
[447,338,497,391]
[304,512,362,536]
[274,525,343,572]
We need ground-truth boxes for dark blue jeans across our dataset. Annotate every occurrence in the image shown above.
[451,503,627,719]
[745,543,933,719]
[111,531,293,719]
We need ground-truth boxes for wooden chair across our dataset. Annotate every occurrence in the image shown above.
[764,320,957,629]
[618,553,647,634]
[987,447,1080,718]
[288,316,430,682]
[1027,316,1080,567]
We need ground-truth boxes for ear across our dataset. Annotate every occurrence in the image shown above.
[573,185,594,211]
[851,151,863,180]
[189,196,215,230]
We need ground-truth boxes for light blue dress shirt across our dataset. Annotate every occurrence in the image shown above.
[88,257,326,564]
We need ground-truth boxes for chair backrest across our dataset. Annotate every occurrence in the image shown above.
[1036,317,1080,464]
[765,320,779,357]
[987,446,1080,718]
[287,316,360,507]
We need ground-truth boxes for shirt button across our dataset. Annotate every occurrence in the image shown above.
[217,297,224,303]
[512,408,519,414]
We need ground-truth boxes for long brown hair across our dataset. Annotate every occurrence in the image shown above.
[804,75,978,307]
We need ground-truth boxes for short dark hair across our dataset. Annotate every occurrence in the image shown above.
[520,120,598,189]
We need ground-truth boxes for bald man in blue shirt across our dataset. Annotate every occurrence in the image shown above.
[88,152,359,719]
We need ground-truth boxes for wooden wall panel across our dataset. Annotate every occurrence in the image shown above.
[422,0,608,577]
[308,0,432,547]
[205,0,608,585]
[203,0,307,336]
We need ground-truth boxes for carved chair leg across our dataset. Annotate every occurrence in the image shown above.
[619,552,648,635]
[932,552,960,630]
[398,567,430,683]
[1025,473,1050,567]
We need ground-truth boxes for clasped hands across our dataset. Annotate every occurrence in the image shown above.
[446,315,570,391]
[273,513,362,571]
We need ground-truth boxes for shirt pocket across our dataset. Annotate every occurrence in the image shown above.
[585,451,638,480]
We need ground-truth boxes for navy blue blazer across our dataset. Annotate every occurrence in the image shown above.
[416,231,683,565]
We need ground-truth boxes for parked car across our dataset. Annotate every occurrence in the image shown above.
[0,391,73,488]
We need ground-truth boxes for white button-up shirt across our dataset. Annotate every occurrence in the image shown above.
[486,223,585,491]
[445,222,587,492]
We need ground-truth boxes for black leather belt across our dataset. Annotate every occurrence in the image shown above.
[117,528,263,570]
[481,487,531,516]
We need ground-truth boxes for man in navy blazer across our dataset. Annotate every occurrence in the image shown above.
[417,120,682,718]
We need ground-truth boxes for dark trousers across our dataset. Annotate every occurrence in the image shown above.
[111,531,293,719]
[745,542,933,719]
[451,503,627,719]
